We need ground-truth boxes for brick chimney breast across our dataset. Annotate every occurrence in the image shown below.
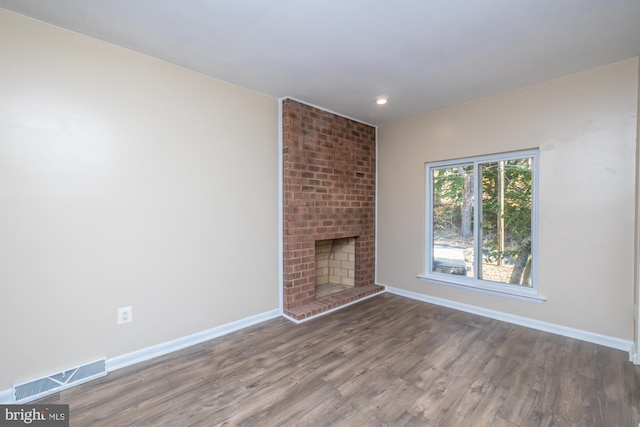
[282,99,382,320]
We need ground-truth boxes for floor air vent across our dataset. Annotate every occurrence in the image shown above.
[14,358,107,403]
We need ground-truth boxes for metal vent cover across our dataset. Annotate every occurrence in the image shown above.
[14,358,107,403]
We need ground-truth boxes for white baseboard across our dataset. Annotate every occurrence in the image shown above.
[386,286,635,357]
[1,308,281,404]
[0,389,12,405]
[108,308,281,372]
[3,291,634,403]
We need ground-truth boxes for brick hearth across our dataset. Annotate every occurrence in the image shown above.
[282,99,384,320]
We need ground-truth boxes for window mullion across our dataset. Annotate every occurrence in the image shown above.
[426,165,434,273]
[473,161,481,280]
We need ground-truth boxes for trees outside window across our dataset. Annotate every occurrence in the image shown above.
[426,150,538,297]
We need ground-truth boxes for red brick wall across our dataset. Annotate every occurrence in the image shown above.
[282,99,376,314]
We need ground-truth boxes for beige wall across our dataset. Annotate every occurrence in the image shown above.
[0,9,279,390]
[378,58,639,341]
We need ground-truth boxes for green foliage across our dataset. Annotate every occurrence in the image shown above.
[480,159,532,262]
[432,158,533,271]
[432,165,473,241]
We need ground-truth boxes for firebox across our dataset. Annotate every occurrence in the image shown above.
[315,237,356,297]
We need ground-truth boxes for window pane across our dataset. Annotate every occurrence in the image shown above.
[479,158,533,287]
[431,165,474,277]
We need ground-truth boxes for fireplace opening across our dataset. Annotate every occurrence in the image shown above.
[315,237,356,298]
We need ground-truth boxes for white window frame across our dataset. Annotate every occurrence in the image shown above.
[419,149,543,303]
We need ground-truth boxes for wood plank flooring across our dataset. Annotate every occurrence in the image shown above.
[39,293,640,426]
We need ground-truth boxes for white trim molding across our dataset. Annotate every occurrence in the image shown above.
[386,286,635,358]
[635,63,640,367]
[278,97,284,315]
[424,149,540,300]
[280,96,376,128]
[108,308,281,372]
[1,308,281,404]
[0,389,13,405]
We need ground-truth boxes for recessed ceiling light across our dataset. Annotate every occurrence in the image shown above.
[375,96,389,105]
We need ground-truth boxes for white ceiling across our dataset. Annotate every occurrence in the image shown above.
[1,0,640,125]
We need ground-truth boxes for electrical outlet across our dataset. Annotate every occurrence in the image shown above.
[118,306,132,324]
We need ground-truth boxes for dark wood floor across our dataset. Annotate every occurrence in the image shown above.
[40,293,640,426]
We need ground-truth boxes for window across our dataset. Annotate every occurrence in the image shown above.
[422,150,540,301]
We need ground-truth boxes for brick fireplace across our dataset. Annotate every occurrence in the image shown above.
[282,99,384,320]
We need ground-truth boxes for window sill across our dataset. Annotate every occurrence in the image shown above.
[417,274,546,304]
